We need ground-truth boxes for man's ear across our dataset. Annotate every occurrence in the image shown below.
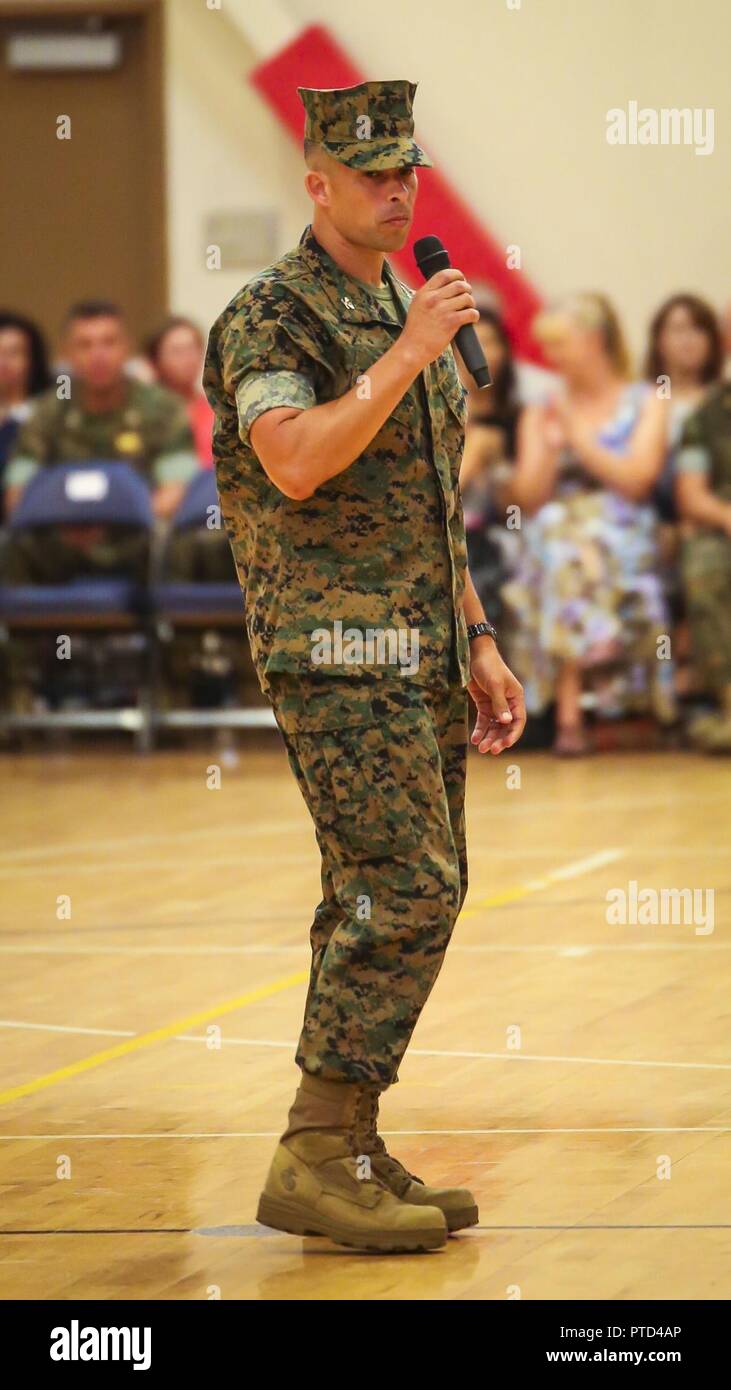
[304,168,330,209]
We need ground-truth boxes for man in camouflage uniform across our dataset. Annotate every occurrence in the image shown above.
[676,381,731,751]
[2,300,198,584]
[205,80,525,1252]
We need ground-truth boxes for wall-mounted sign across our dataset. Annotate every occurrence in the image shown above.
[205,210,278,270]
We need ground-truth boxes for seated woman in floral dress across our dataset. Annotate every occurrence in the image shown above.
[503,293,675,755]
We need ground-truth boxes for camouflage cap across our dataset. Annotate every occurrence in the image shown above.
[298,79,434,171]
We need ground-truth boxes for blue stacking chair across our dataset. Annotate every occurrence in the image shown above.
[151,469,242,623]
[0,459,154,620]
[150,469,273,732]
[0,460,155,745]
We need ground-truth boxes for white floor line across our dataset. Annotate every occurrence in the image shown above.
[1,1019,728,1072]
[0,941,729,956]
[181,1034,296,1048]
[0,821,306,865]
[530,848,625,886]
[0,944,306,956]
[0,852,317,879]
[0,847,627,953]
[3,829,729,878]
[3,839,730,871]
[0,1020,134,1037]
[454,943,731,952]
[407,1047,731,1071]
[469,793,731,817]
[1,1127,730,1140]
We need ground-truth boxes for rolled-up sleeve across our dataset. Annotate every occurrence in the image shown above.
[235,369,317,444]
[219,287,332,448]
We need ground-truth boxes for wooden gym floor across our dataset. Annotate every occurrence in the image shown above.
[0,739,729,1301]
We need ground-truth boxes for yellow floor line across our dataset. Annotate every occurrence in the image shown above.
[1,852,624,1108]
[459,849,625,918]
[0,970,308,1108]
[460,882,540,914]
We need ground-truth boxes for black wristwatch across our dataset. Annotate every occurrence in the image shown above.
[466,620,498,643]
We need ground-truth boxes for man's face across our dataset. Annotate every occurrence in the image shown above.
[65,315,129,391]
[307,155,418,250]
[156,325,203,394]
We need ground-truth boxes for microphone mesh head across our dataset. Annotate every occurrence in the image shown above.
[414,235,450,279]
[414,235,443,260]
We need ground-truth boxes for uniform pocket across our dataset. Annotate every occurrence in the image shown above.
[318,719,422,859]
[435,356,468,428]
[347,346,415,427]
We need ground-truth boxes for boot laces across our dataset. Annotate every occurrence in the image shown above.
[343,1087,393,1191]
[356,1088,423,1187]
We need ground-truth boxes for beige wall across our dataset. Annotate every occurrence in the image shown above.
[164,0,309,335]
[165,0,730,360]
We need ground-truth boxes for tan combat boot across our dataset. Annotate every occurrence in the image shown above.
[256,1072,448,1253]
[355,1087,479,1233]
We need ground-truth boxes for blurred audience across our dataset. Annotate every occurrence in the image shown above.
[502,292,675,755]
[675,380,731,752]
[1,284,729,743]
[644,294,723,523]
[458,306,522,627]
[145,316,214,467]
[0,312,51,514]
[722,300,731,378]
[2,300,197,584]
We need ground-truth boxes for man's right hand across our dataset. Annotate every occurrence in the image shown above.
[399,268,479,370]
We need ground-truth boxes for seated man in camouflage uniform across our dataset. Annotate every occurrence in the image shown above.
[676,381,731,751]
[2,300,198,585]
[205,80,526,1252]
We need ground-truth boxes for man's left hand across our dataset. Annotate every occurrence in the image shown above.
[468,641,526,755]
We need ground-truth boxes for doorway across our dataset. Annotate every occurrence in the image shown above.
[0,0,166,353]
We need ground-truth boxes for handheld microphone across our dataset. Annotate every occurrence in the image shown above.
[413,235,492,390]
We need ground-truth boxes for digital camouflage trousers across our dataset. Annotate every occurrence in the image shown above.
[269,672,469,1089]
